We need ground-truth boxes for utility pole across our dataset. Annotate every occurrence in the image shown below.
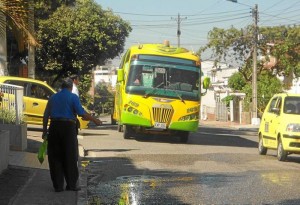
[227,0,259,125]
[171,13,187,47]
[252,4,259,125]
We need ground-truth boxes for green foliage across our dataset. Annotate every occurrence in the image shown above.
[202,24,298,113]
[221,95,234,107]
[78,74,93,107]
[0,108,23,124]
[259,26,300,79]
[257,71,283,112]
[93,83,114,115]
[200,26,253,73]
[228,72,246,91]
[228,71,282,113]
[201,25,300,85]
[35,0,76,21]
[35,0,132,85]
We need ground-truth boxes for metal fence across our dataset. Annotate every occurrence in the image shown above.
[0,83,23,125]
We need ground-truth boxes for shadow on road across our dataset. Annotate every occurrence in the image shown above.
[133,126,258,148]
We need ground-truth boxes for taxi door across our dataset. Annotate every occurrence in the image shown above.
[261,96,280,148]
[24,83,53,124]
[267,97,282,148]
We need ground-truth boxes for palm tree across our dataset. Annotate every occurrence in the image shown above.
[0,0,37,76]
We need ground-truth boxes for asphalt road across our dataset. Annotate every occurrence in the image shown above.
[73,124,300,204]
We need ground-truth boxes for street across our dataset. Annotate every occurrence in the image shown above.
[68,123,300,204]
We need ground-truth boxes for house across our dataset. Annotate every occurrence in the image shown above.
[201,61,241,121]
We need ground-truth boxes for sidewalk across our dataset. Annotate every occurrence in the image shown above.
[1,128,78,205]
[0,121,258,205]
[200,119,259,132]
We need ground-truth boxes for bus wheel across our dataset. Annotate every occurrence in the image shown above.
[277,138,287,161]
[179,131,189,143]
[123,125,132,139]
[117,124,123,132]
[111,114,117,125]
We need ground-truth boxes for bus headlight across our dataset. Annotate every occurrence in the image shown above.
[124,104,143,116]
[178,112,199,121]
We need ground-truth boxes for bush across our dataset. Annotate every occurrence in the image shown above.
[222,95,234,107]
[0,109,23,124]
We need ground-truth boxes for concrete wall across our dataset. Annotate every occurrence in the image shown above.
[0,130,9,173]
[0,123,27,151]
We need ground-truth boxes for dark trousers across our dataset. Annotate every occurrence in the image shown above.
[48,121,79,190]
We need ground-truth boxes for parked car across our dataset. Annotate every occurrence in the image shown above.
[0,76,89,129]
[258,93,300,161]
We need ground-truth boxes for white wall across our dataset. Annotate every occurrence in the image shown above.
[201,61,239,110]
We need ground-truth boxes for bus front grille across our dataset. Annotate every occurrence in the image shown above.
[152,104,173,123]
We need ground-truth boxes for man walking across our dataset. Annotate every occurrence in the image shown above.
[71,74,79,96]
[42,78,101,192]
[71,74,81,132]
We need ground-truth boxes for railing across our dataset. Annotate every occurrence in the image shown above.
[0,83,23,125]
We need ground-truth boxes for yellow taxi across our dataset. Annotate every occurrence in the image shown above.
[258,93,300,161]
[0,76,89,129]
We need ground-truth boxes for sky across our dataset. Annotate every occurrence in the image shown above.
[95,0,300,66]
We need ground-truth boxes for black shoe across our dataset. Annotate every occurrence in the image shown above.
[55,188,64,192]
[66,186,81,191]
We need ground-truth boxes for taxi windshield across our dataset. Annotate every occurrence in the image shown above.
[283,96,300,114]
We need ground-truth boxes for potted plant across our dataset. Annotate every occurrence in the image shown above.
[0,108,27,151]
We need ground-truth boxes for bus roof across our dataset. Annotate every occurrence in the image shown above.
[128,43,200,62]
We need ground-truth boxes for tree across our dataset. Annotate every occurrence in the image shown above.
[227,70,282,114]
[78,73,93,107]
[228,72,246,91]
[200,25,300,85]
[201,25,299,113]
[35,0,76,21]
[93,82,114,115]
[0,0,37,46]
[35,0,131,85]
[0,0,38,75]
[259,26,300,80]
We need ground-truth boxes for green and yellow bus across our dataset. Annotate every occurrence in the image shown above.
[113,41,207,142]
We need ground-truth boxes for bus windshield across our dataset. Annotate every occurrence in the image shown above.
[125,55,200,101]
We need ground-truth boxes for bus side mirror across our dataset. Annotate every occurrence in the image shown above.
[201,77,210,96]
[117,69,124,82]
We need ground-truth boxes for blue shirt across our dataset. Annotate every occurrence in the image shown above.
[45,88,85,120]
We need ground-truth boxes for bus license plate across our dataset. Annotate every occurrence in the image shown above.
[154,122,166,129]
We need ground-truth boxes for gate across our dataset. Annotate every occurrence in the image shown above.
[215,102,228,121]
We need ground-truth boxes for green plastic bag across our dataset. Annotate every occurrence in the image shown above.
[37,139,48,164]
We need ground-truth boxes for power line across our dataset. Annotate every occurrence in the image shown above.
[110,8,250,17]
[131,15,250,28]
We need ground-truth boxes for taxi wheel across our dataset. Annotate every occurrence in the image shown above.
[258,134,267,155]
[277,139,287,161]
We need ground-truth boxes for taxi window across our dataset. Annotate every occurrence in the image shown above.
[276,97,282,115]
[268,97,277,113]
[29,83,53,100]
[4,80,27,94]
